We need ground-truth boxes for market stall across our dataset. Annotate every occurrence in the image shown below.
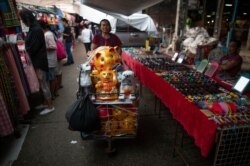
[121,48,250,165]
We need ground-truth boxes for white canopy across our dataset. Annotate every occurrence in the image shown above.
[80,4,157,33]
[80,0,163,16]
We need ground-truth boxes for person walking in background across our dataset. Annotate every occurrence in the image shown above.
[80,24,93,54]
[91,19,122,53]
[39,21,58,100]
[62,18,74,66]
[19,9,55,115]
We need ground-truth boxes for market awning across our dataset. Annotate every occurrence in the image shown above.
[16,0,164,16]
[16,0,79,13]
[81,0,163,16]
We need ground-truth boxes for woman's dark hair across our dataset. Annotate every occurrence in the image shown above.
[99,19,111,31]
[83,24,88,28]
[19,9,36,26]
[62,18,68,24]
[230,39,242,49]
[39,20,50,30]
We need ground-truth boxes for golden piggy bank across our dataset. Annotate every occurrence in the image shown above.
[95,70,118,100]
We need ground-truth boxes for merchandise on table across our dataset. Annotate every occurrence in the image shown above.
[123,47,250,127]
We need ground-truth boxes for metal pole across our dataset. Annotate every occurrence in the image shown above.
[173,0,181,51]
[213,0,225,39]
[202,0,207,27]
[226,0,239,47]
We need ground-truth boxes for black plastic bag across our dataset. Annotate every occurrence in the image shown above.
[65,95,101,133]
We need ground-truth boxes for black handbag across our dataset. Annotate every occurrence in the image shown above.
[65,94,101,133]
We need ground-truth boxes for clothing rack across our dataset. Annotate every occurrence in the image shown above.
[0,42,31,137]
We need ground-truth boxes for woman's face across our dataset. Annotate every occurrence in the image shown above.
[228,42,239,55]
[100,21,110,33]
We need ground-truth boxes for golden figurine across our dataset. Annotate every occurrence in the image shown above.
[95,70,118,100]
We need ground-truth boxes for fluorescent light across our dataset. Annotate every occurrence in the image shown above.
[225,3,233,7]
[225,4,232,7]
[243,13,247,15]
[211,20,214,23]
[207,15,211,17]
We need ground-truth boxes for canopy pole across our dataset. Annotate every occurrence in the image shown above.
[213,0,225,40]
[173,0,181,51]
[226,0,238,47]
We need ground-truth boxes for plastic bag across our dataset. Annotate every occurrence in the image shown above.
[65,95,101,133]
[56,40,66,61]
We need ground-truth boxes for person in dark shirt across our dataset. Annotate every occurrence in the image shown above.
[218,40,243,78]
[91,19,122,53]
[19,9,55,115]
[62,18,74,65]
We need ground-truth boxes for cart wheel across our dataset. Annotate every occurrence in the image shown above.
[105,139,117,156]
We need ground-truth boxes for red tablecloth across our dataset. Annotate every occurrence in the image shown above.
[122,51,218,157]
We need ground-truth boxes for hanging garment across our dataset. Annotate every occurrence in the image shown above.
[3,45,29,114]
[0,91,14,137]
[11,44,30,95]
[0,0,20,28]
[0,48,17,113]
[18,49,40,93]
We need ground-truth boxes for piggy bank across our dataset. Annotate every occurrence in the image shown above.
[112,109,127,121]
[95,70,118,100]
[91,46,120,73]
[102,119,119,136]
[119,116,136,134]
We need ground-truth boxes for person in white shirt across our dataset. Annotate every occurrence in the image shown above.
[40,21,58,102]
[80,24,93,54]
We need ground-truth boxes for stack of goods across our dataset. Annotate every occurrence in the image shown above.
[37,13,59,25]
[90,46,121,100]
[84,46,138,137]
[161,70,250,126]
[98,105,137,136]
[182,27,217,55]
[162,71,220,96]
[124,47,250,126]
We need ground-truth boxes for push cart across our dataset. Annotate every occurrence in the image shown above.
[76,64,140,155]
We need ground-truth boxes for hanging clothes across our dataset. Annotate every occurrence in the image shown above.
[2,44,30,114]
[0,47,17,113]
[17,45,40,94]
[10,44,30,95]
[0,0,21,34]
[0,91,14,137]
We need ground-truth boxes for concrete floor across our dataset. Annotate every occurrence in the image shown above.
[2,42,214,166]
